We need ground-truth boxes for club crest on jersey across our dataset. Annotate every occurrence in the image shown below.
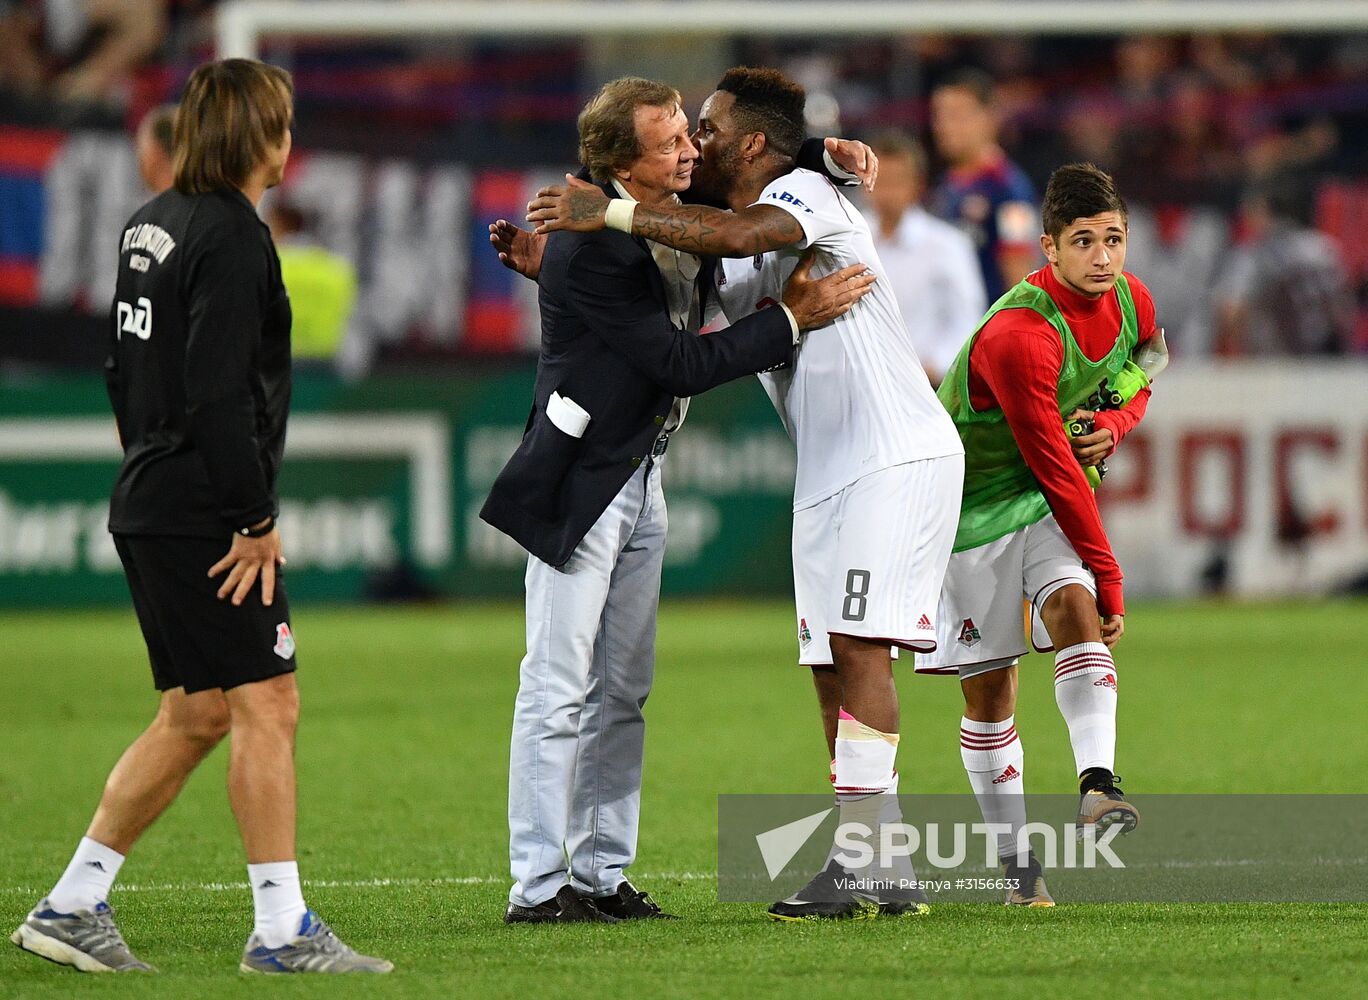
[1094,673,1117,690]
[273,623,296,660]
[958,618,982,648]
[798,618,812,648]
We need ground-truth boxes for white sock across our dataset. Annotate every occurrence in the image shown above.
[1053,642,1118,775]
[825,758,911,876]
[47,837,124,913]
[876,771,919,880]
[249,861,308,948]
[959,716,1028,865]
[833,709,898,874]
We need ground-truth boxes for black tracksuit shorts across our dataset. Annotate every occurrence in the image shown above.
[113,534,297,694]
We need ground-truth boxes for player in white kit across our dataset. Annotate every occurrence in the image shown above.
[530,67,964,920]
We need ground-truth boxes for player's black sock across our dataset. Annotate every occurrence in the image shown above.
[1079,766,1115,794]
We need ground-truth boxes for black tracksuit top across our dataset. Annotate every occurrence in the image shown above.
[105,186,291,538]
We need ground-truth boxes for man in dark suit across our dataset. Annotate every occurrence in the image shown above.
[482,77,874,923]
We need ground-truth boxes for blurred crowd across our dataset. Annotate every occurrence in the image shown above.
[0,4,1364,360]
[0,0,222,126]
[750,33,1367,206]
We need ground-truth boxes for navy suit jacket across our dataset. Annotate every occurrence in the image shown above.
[479,180,794,567]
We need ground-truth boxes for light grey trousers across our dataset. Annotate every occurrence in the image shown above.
[508,457,667,907]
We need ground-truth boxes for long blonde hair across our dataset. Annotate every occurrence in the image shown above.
[174,58,294,195]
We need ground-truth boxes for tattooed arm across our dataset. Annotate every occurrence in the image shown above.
[627,202,805,257]
[526,175,807,258]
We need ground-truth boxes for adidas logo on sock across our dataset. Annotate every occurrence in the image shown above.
[992,764,1021,784]
[917,613,933,630]
[1093,673,1117,689]
[84,861,106,872]
[258,879,281,889]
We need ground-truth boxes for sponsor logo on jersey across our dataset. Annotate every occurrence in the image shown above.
[273,622,296,660]
[958,618,982,648]
[753,253,764,270]
[917,613,934,631]
[992,764,1020,784]
[765,190,813,214]
[116,297,152,341]
[1093,673,1117,690]
[798,618,812,647]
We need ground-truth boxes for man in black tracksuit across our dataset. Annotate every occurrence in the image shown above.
[11,59,390,976]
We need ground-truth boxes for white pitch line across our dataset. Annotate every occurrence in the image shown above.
[0,872,716,896]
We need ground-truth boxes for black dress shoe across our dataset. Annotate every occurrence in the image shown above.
[504,885,621,924]
[591,880,678,920]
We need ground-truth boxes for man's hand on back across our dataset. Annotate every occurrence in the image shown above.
[782,252,876,331]
[489,220,546,280]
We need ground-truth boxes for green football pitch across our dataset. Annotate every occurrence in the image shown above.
[2,599,1366,998]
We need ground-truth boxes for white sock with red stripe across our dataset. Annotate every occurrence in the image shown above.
[833,709,898,870]
[959,716,1027,863]
[1053,641,1118,775]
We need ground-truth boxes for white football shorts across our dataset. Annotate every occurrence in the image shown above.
[791,454,962,665]
[915,513,1095,676]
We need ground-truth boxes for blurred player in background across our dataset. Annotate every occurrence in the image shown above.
[267,200,358,367]
[133,103,175,193]
[930,69,1040,300]
[867,129,986,385]
[916,162,1158,905]
[10,58,391,975]
[528,66,964,922]
[1214,174,1355,356]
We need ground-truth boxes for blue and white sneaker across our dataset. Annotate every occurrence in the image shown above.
[11,898,155,972]
[240,911,392,974]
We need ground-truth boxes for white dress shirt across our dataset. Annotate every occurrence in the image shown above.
[872,205,987,380]
[611,179,699,432]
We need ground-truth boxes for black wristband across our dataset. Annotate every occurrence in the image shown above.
[238,516,275,538]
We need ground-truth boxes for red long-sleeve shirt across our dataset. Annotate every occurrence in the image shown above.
[967,266,1156,617]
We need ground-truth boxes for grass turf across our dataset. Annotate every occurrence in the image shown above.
[1,599,1365,997]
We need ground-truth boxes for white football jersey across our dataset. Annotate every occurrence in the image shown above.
[713,168,963,511]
